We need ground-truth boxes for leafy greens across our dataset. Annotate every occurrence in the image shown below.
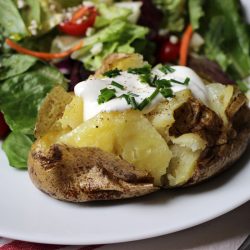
[0,54,67,168]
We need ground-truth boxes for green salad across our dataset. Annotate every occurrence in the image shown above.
[0,0,250,169]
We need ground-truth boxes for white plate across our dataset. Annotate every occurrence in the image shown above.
[1,1,250,244]
[0,141,249,245]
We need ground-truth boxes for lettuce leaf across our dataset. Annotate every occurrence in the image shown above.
[200,0,250,80]
[0,54,37,81]
[94,3,132,28]
[188,0,204,30]
[71,20,149,71]
[0,63,67,134]
[0,0,28,39]
[152,0,186,32]
[0,56,67,168]
[2,132,33,169]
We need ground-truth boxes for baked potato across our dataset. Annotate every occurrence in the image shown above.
[28,53,250,202]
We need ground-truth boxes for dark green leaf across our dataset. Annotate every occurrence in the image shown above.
[201,0,250,80]
[2,132,34,169]
[0,63,67,134]
[0,0,28,39]
[16,0,41,34]
[0,54,37,81]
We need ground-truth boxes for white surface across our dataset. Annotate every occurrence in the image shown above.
[0,141,249,245]
[102,202,250,250]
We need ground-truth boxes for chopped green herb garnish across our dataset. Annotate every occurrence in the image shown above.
[138,88,159,110]
[171,77,190,85]
[103,68,122,78]
[160,88,174,98]
[119,94,138,109]
[98,88,116,104]
[128,65,152,84]
[155,79,172,88]
[129,96,138,109]
[128,92,139,97]
[120,94,130,104]
[160,65,175,74]
[127,65,151,75]
[138,98,149,110]
[111,81,124,90]
[184,77,190,85]
[148,88,160,101]
[140,73,151,84]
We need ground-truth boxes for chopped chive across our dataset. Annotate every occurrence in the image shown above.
[170,79,183,85]
[138,98,149,110]
[138,88,159,110]
[111,81,124,90]
[98,88,116,104]
[148,88,160,101]
[139,73,151,84]
[128,92,139,97]
[119,94,130,104]
[103,68,121,78]
[155,79,171,88]
[128,65,152,84]
[127,65,151,75]
[160,65,175,74]
[171,77,190,85]
[160,88,173,98]
[183,77,190,85]
[119,94,138,109]
[129,96,138,109]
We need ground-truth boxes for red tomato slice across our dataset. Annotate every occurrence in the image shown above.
[0,112,9,139]
[158,39,180,63]
[59,7,97,37]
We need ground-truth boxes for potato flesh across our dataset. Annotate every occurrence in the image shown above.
[170,133,207,152]
[55,89,207,186]
[146,90,192,139]
[59,96,83,130]
[166,133,206,186]
[206,83,234,124]
[58,111,172,186]
[167,144,201,186]
[113,111,172,186]
[58,112,116,153]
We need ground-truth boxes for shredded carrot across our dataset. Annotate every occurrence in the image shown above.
[71,6,89,22]
[5,38,83,60]
[179,24,193,66]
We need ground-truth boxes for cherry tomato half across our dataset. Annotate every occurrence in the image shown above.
[59,7,97,37]
[158,39,180,63]
[0,112,9,139]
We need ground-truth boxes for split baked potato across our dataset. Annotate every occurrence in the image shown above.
[28,53,250,202]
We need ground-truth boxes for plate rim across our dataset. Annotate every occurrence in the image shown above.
[0,191,249,245]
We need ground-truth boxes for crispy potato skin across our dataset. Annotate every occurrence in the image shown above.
[188,129,249,185]
[168,91,250,186]
[28,143,157,202]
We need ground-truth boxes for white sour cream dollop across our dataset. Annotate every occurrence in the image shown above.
[75,66,209,121]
